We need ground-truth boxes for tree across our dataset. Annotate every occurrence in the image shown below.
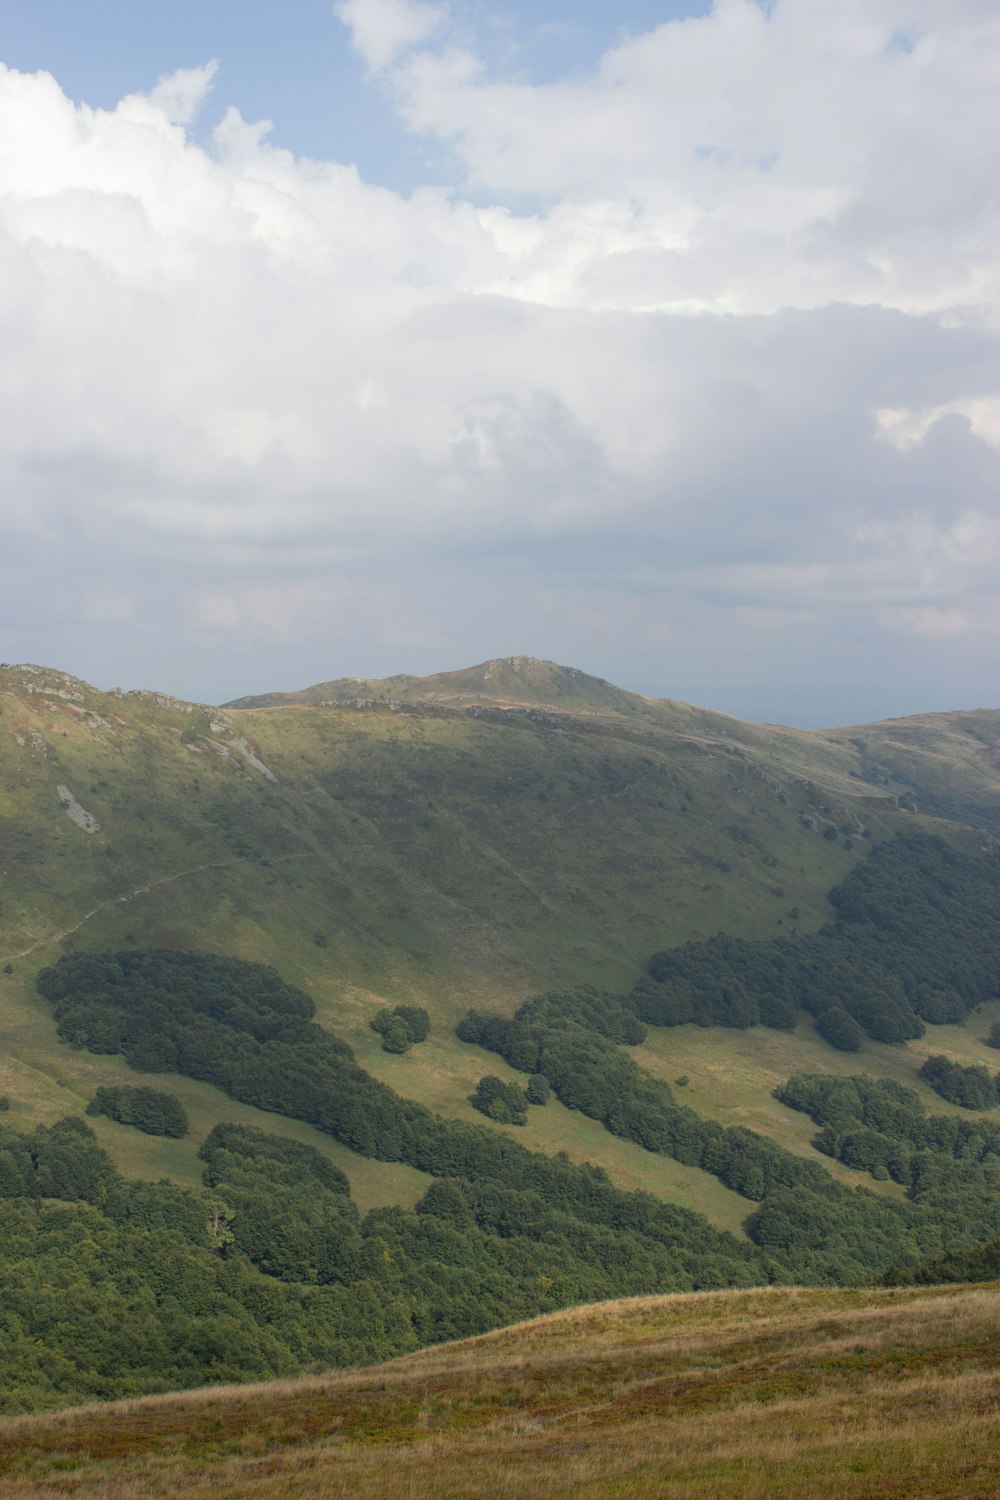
[207,1200,236,1255]
[393,1005,430,1043]
[816,1007,862,1052]
[471,1076,528,1126]
[525,1075,551,1106]
[380,1018,411,1055]
[370,1004,430,1053]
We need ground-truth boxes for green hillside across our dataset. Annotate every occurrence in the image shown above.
[1,658,997,1233]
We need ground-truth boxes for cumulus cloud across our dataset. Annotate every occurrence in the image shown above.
[0,1,998,713]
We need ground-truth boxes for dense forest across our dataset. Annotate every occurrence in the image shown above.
[0,1105,768,1413]
[776,1073,1000,1181]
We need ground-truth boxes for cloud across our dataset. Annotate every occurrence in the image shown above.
[147,62,218,126]
[876,397,1000,451]
[335,0,448,72]
[0,5,998,713]
[383,0,1000,318]
[877,606,984,640]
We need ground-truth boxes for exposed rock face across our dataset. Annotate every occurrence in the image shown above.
[57,786,100,834]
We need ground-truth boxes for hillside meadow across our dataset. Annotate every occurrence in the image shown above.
[0,1283,997,1499]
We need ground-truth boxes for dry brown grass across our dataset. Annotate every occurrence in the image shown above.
[2,1284,998,1498]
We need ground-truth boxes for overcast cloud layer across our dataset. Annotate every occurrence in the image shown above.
[1,0,998,721]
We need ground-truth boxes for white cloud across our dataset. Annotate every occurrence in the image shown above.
[335,0,448,72]
[383,0,1000,318]
[147,63,218,126]
[877,606,983,640]
[81,588,140,624]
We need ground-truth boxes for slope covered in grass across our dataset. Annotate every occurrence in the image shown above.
[1,1283,997,1499]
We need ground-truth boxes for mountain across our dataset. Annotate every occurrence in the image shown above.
[3,1281,997,1498]
[1,656,999,1419]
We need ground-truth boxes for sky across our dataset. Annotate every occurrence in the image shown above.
[0,0,997,725]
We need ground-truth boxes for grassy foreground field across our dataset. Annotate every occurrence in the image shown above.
[2,1283,998,1499]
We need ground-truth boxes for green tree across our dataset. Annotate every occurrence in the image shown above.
[471,1076,528,1126]
[815,1007,862,1052]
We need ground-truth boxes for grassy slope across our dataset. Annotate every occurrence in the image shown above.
[2,1282,998,1498]
[1,661,997,1234]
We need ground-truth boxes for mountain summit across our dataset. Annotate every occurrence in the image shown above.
[223,656,649,714]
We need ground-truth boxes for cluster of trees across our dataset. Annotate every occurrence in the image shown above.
[471,1075,529,1124]
[776,1072,1000,1188]
[87,1085,188,1137]
[632,835,1000,1047]
[370,1005,430,1054]
[35,950,763,1259]
[919,1055,1000,1110]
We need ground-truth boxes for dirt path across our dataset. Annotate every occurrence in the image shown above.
[1,857,250,964]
